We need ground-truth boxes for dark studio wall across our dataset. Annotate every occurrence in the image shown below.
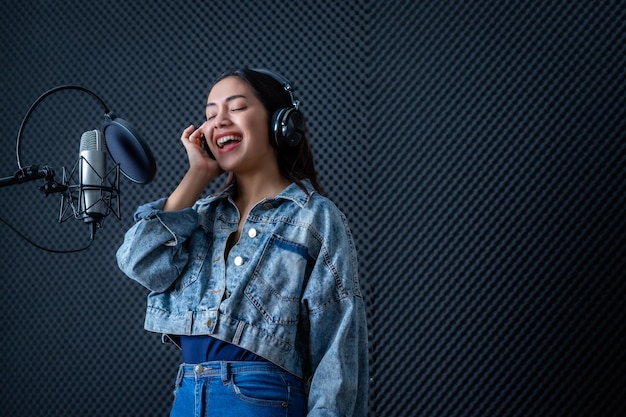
[1,1,625,416]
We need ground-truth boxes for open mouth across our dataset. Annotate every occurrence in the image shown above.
[216,135,242,148]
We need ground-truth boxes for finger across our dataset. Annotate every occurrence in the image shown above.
[189,127,202,142]
[181,124,198,144]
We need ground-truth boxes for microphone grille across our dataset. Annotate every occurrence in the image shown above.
[80,129,104,152]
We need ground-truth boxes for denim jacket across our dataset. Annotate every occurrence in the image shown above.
[116,180,369,416]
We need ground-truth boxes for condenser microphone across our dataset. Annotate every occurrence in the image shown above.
[79,129,108,226]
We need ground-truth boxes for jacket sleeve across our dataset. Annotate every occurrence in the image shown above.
[305,210,369,417]
[116,198,200,292]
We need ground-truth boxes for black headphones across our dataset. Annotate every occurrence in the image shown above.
[252,68,305,148]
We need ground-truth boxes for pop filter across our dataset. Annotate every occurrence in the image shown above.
[102,113,156,184]
[13,85,157,185]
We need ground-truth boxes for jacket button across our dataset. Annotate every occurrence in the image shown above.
[234,256,244,266]
[248,228,258,238]
[206,319,213,328]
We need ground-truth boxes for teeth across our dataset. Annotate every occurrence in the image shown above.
[217,135,241,148]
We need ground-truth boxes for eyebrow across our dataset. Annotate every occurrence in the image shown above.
[206,94,247,108]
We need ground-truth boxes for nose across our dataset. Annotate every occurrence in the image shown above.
[213,108,232,129]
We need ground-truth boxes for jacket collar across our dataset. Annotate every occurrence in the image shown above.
[214,179,315,209]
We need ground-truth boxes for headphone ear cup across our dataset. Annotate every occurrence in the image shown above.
[271,107,305,147]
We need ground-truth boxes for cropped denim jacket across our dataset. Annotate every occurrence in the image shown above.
[116,180,369,416]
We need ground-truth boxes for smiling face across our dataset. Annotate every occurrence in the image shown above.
[202,76,276,175]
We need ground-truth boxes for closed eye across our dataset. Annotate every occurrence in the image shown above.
[206,107,245,121]
[205,94,249,120]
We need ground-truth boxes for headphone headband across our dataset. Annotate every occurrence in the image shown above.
[251,68,300,110]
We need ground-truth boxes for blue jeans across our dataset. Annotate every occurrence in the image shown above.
[170,361,307,417]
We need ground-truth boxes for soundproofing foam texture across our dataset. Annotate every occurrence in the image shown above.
[1,1,624,416]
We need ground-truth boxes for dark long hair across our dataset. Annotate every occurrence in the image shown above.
[212,68,324,195]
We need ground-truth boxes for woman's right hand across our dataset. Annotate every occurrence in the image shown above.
[163,123,224,211]
[180,123,223,180]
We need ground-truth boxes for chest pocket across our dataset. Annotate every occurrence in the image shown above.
[245,234,309,325]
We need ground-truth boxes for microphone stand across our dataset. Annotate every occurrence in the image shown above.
[0,162,120,241]
[1,86,118,243]
[0,165,67,195]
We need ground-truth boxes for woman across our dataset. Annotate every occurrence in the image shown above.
[116,68,368,416]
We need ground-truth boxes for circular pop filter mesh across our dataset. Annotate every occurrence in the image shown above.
[103,115,156,184]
